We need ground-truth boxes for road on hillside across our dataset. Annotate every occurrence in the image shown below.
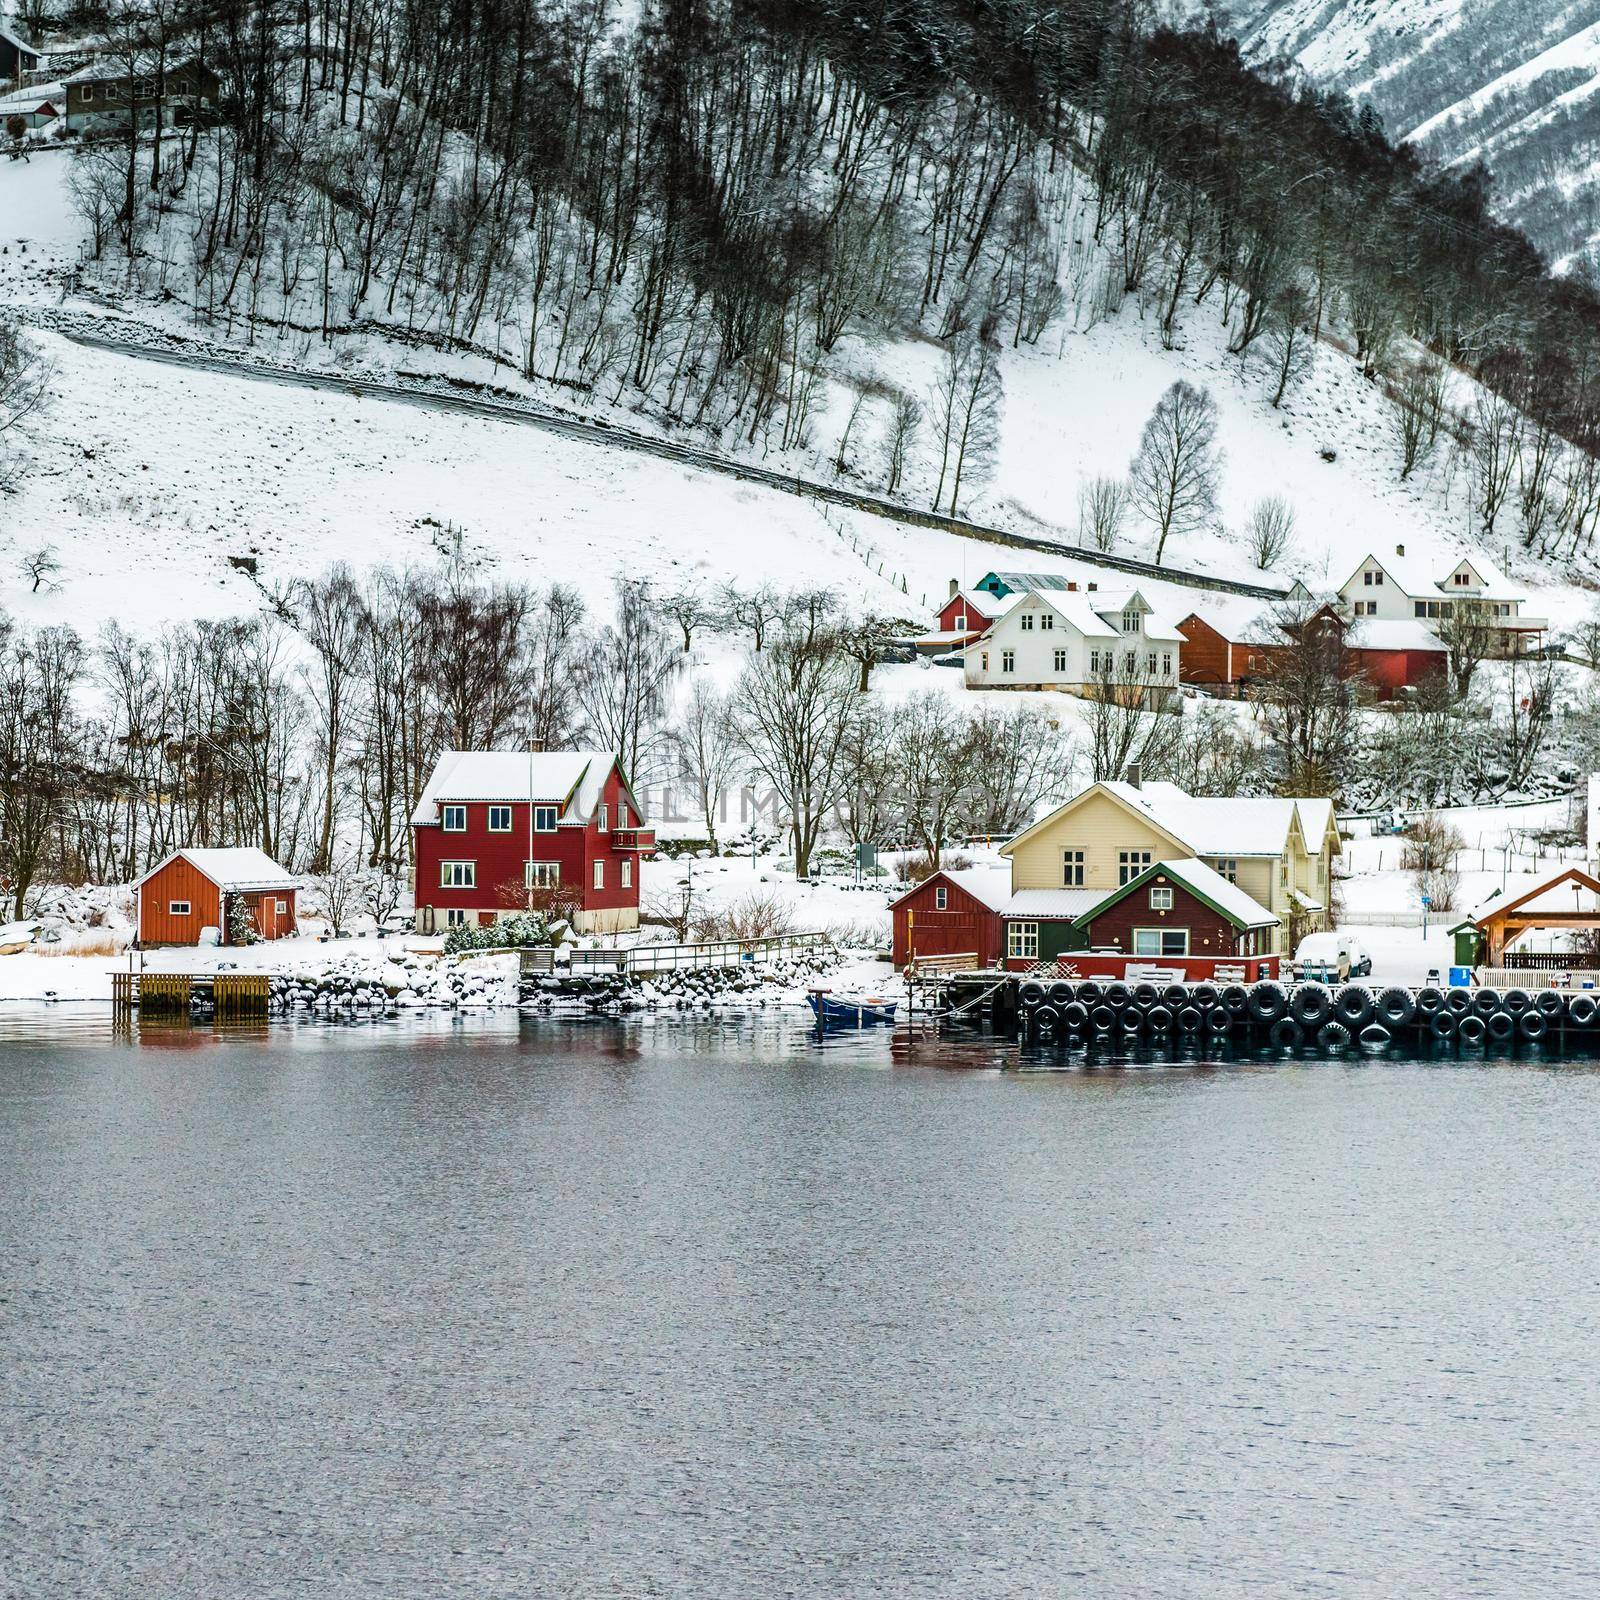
[32,313,1290,603]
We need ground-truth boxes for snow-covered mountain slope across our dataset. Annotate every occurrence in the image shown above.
[0,144,1588,641]
[1189,0,1600,269]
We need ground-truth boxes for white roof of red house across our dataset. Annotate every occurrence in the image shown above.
[889,865,1012,912]
[411,749,636,828]
[134,847,297,892]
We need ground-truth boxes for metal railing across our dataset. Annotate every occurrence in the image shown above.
[564,932,831,975]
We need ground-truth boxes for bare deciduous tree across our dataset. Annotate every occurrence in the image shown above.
[1129,381,1221,562]
[1077,474,1129,553]
[1245,495,1295,571]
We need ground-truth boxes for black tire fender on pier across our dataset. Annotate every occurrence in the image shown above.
[1568,993,1598,1027]
[1032,1004,1059,1034]
[1429,1009,1456,1039]
[1090,1005,1116,1033]
[1146,1005,1173,1033]
[1444,987,1472,1016]
[1132,983,1160,1008]
[1268,1017,1302,1049]
[1105,982,1133,1009]
[1486,1011,1515,1041]
[1161,984,1188,1008]
[1317,1020,1350,1052]
[1536,989,1565,1017]
[1520,1010,1548,1041]
[1501,988,1532,1015]
[1018,980,1047,1009]
[1048,980,1074,1005]
[1192,983,1221,1009]
[1359,1023,1391,1048]
[1062,1001,1089,1031]
[1414,986,1445,1016]
[1078,982,1103,1005]
[1377,987,1415,1028]
[1206,1005,1231,1032]
[1222,984,1250,1018]
[1334,985,1375,1029]
[1177,1005,1202,1034]
[1457,1014,1487,1046]
[1471,987,1501,1016]
[1291,985,1332,1026]
[1249,982,1286,1022]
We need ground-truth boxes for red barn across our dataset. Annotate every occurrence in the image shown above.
[890,867,1010,968]
[412,749,653,935]
[1348,620,1448,700]
[134,848,298,947]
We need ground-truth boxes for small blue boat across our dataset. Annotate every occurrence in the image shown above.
[808,991,898,1027]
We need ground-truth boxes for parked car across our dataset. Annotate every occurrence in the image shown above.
[1294,931,1372,982]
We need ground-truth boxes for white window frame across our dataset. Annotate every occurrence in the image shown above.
[597,802,609,832]
[1214,858,1239,883]
[275,900,287,914]
[445,908,468,928]
[953,611,967,631]
[534,805,557,832]
[441,804,466,832]
[81,82,95,103]
[593,860,604,890]
[1001,649,1015,673]
[487,805,513,832]
[1040,614,1053,631]
[1162,653,1172,676]
[1020,613,1034,631]
[981,651,989,671]
[934,885,948,910]
[1122,610,1139,633]
[1007,922,1039,961]
[1134,927,1188,957]
[525,861,560,888]
[621,859,632,889]
[1061,849,1084,888]
[440,860,476,888]
[1149,886,1173,910]
[1053,648,1068,673]
[168,899,191,916]
[617,802,629,829]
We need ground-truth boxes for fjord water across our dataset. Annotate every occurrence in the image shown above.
[3,1014,1597,1598]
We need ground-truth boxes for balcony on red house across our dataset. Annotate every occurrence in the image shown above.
[611,826,656,852]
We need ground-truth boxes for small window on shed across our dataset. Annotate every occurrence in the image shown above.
[935,886,948,910]
[169,899,191,916]
[1149,886,1173,910]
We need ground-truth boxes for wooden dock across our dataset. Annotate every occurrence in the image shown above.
[112,971,273,1019]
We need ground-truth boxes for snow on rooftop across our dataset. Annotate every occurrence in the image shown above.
[411,750,623,827]
[136,847,296,891]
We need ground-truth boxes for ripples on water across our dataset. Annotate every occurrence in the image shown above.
[3,1009,1599,1597]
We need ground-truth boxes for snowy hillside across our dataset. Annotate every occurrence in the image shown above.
[1190,0,1600,269]
[0,149,1588,639]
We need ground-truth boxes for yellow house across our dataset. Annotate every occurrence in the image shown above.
[1000,778,1341,964]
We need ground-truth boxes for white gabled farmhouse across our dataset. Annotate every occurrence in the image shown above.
[964,588,1183,700]
[1338,544,1546,652]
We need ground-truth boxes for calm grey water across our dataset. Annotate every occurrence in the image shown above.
[3,1012,1598,1599]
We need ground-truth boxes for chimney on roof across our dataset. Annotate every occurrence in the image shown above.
[1125,762,1142,789]
[1395,543,1405,557]
[1067,581,1078,592]
[1088,582,1098,592]
[528,740,545,754]
[948,578,959,599]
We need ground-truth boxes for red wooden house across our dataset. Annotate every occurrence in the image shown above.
[411,750,653,935]
[134,848,298,947]
[1177,606,1446,702]
[890,867,1011,968]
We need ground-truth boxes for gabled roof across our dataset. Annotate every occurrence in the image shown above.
[979,571,1083,596]
[410,749,637,828]
[1470,863,1600,927]
[946,588,1021,622]
[1083,857,1278,930]
[0,23,39,58]
[889,865,1012,913]
[135,847,296,893]
[1339,547,1527,605]
[1353,619,1449,654]
[1003,779,1338,864]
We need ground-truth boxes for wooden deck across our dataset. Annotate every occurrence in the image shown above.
[112,971,273,1018]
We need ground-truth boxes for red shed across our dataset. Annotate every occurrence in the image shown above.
[135,848,298,947]
[1349,620,1447,700]
[891,866,1010,969]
